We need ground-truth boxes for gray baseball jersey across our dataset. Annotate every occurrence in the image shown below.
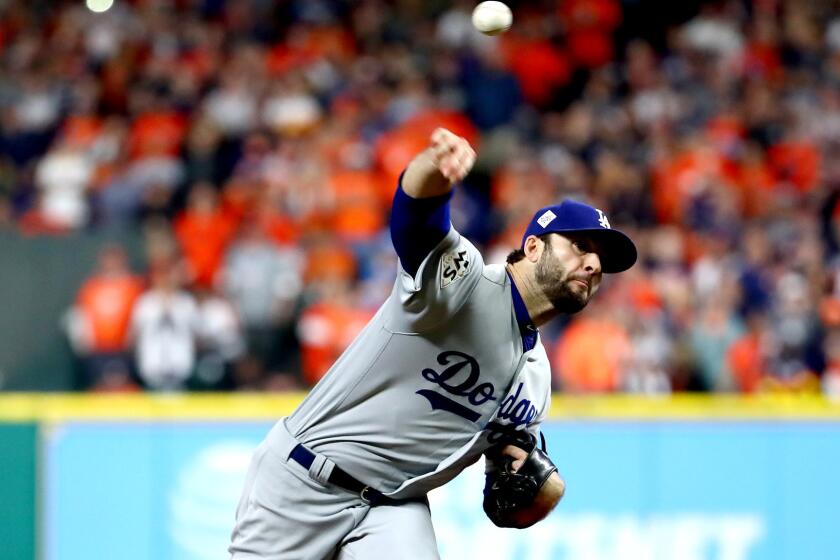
[230,225,552,559]
[287,225,550,494]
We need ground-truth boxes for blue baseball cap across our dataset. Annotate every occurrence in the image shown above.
[521,200,637,273]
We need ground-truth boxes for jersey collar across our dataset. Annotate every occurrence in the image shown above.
[507,271,538,352]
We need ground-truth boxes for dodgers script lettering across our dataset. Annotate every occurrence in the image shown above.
[416,350,496,422]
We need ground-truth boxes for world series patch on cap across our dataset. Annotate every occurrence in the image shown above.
[521,200,637,273]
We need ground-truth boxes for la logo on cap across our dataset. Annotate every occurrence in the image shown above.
[537,210,556,228]
[596,209,610,229]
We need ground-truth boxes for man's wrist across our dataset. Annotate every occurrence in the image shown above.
[402,149,453,199]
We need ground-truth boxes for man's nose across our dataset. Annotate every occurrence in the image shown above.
[583,252,602,274]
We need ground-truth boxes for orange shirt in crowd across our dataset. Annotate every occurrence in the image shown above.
[127,111,188,159]
[726,334,765,393]
[553,316,631,392]
[174,209,238,288]
[502,37,571,107]
[304,241,357,285]
[558,0,621,70]
[767,140,820,193]
[76,275,145,353]
[258,208,300,246]
[328,169,386,242]
[61,115,103,148]
[737,155,776,217]
[558,0,621,32]
[567,29,614,69]
[650,146,738,223]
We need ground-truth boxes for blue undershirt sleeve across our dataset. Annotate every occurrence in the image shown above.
[389,174,453,277]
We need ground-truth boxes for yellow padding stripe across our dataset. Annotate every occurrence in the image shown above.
[1,393,840,421]
[0,393,303,421]
[547,394,840,419]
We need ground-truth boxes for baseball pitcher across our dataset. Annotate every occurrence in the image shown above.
[229,128,637,559]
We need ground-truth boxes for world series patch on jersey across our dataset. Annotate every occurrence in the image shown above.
[440,248,470,288]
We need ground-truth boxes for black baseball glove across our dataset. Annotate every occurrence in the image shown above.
[482,430,558,529]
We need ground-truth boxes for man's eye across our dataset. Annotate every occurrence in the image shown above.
[572,241,583,252]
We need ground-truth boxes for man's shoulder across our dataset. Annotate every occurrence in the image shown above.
[480,263,509,286]
[401,227,481,290]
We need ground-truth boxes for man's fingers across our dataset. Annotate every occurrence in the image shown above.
[442,156,470,182]
[430,128,457,157]
[457,146,476,174]
[431,140,453,162]
[430,128,475,183]
[430,127,451,145]
[441,158,470,181]
[449,146,476,182]
[501,444,529,472]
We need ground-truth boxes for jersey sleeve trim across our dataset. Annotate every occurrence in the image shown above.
[389,174,453,278]
[396,225,458,295]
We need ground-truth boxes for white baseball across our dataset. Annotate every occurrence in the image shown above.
[471,1,513,36]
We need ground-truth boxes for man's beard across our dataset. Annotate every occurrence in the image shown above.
[535,249,589,314]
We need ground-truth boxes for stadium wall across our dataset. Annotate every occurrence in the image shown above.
[1,394,839,560]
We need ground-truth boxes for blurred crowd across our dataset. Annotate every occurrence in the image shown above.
[4,0,840,396]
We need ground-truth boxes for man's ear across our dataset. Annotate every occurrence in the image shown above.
[523,235,544,263]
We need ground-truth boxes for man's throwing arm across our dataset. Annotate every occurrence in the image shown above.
[391,129,477,277]
[401,128,476,199]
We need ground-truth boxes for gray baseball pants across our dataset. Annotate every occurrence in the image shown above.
[229,422,440,560]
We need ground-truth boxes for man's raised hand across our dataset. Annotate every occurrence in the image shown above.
[430,128,477,184]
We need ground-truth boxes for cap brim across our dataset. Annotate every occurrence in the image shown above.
[556,228,637,273]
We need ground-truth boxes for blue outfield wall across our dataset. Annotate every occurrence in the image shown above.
[43,419,840,560]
